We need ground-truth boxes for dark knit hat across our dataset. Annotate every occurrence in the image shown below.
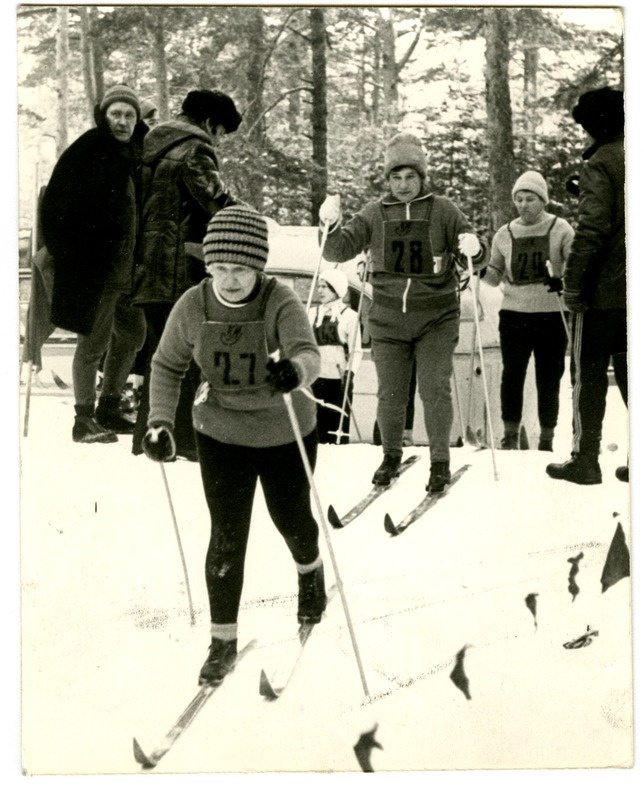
[181,89,242,133]
[572,87,624,141]
[384,132,427,179]
[203,206,269,271]
[100,85,141,119]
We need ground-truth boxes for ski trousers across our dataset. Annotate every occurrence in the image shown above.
[569,308,628,457]
[196,429,320,625]
[312,377,352,444]
[369,298,459,463]
[73,287,146,407]
[498,309,568,430]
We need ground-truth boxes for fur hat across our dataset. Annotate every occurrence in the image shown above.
[181,89,242,133]
[512,170,549,204]
[572,87,624,141]
[384,133,427,179]
[100,85,141,120]
[203,206,269,271]
[319,268,349,299]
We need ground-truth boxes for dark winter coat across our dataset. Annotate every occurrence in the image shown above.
[563,136,626,310]
[40,110,146,335]
[131,117,235,306]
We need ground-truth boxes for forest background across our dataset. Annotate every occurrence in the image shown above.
[17,3,624,260]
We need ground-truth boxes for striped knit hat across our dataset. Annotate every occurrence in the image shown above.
[203,206,269,271]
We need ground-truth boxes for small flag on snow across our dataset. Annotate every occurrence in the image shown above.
[354,724,382,772]
[600,521,630,593]
[525,593,538,629]
[567,552,584,602]
[450,646,471,700]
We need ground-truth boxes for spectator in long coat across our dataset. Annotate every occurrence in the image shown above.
[41,84,148,443]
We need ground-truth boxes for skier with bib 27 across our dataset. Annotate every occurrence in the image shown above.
[142,206,326,685]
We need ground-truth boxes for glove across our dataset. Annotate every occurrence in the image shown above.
[142,424,176,462]
[543,275,564,294]
[457,232,481,258]
[563,291,588,314]
[319,194,341,228]
[341,370,354,395]
[265,359,300,394]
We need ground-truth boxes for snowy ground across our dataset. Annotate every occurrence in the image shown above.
[10,353,640,797]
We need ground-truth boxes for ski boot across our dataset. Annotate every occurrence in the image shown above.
[372,452,402,486]
[546,453,602,485]
[426,461,451,494]
[297,562,327,624]
[198,637,238,685]
[96,395,136,434]
[72,406,118,444]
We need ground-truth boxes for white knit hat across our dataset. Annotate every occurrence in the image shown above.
[384,133,427,179]
[319,268,348,299]
[512,170,549,204]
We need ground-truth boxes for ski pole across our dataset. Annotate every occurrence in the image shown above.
[283,392,370,697]
[546,260,571,346]
[466,256,499,480]
[160,462,196,626]
[305,217,332,315]
[451,369,466,446]
[464,277,480,446]
[336,259,369,443]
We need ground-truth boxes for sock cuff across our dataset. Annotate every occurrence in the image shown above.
[210,622,238,641]
[295,555,322,575]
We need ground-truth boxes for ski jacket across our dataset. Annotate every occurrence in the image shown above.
[40,113,146,335]
[322,189,488,314]
[485,213,575,313]
[563,136,625,310]
[132,117,235,306]
[149,275,320,447]
[308,299,363,379]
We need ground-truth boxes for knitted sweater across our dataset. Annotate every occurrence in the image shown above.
[149,275,320,447]
[484,214,575,313]
[322,189,488,313]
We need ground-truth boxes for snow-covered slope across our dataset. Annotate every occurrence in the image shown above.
[18,378,633,780]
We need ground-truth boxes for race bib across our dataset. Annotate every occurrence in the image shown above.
[382,219,442,277]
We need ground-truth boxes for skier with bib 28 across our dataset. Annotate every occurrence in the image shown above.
[319,133,488,493]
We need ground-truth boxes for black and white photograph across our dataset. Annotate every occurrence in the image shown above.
[9,1,641,793]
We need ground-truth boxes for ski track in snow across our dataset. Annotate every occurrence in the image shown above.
[18,383,632,775]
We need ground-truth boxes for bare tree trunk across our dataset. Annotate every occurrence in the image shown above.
[78,7,96,121]
[151,16,169,121]
[55,6,69,157]
[89,6,104,103]
[523,44,539,163]
[484,8,516,231]
[244,7,267,210]
[310,8,328,220]
[378,8,398,124]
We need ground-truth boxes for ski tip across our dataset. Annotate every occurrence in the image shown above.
[259,669,281,701]
[133,737,157,769]
[327,505,344,529]
[384,513,400,537]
